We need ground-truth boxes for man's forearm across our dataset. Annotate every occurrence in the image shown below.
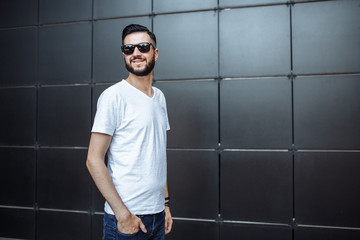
[165,181,169,198]
[86,157,130,219]
[86,132,130,220]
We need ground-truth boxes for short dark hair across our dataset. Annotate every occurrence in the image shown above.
[122,24,157,46]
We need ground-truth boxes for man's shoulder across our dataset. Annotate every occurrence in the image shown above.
[102,80,126,96]
[153,86,165,98]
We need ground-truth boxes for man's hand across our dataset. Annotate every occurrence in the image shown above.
[165,207,173,235]
[117,213,147,234]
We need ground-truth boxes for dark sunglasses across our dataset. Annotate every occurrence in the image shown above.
[121,42,155,55]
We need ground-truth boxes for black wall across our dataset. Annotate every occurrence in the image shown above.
[1,0,360,239]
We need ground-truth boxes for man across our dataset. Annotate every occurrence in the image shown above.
[86,24,173,240]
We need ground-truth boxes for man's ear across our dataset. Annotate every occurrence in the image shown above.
[154,48,159,61]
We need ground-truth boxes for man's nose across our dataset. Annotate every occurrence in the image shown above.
[133,46,142,56]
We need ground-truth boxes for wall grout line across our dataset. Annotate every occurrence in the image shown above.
[34,2,41,239]
[1,145,359,152]
[2,74,360,90]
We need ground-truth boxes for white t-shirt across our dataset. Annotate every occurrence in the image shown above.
[92,80,170,215]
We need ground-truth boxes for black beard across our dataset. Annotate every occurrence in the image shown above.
[125,54,155,77]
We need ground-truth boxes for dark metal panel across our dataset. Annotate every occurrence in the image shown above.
[295,152,360,228]
[94,0,151,19]
[295,227,360,240]
[92,183,105,213]
[154,11,218,80]
[220,6,290,77]
[154,0,217,13]
[37,211,90,240]
[220,0,286,7]
[221,151,293,223]
[0,208,35,239]
[39,23,92,84]
[0,148,35,207]
[220,78,292,149]
[294,75,360,150]
[293,0,360,74]
[221,223,292,240]
[0,0,38,28]
[167,151,218,219]
[93,18,151,83]
[155,80,218,149]
[38,85,91,147]
[0,87,36,146]
[37,149,90,210]
[0,28,37,86]
[39,0,92,24]
[168,220,217,240]
[92,214,104,240]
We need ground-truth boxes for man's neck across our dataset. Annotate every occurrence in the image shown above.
[126,73,154,97]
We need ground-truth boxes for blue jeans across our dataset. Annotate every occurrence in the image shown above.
[102,211,165,240]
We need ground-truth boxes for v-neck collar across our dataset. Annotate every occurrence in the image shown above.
[123,79,155,100]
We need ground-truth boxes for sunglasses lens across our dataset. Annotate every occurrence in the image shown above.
[122,45,135,55]
[137,43,151,53]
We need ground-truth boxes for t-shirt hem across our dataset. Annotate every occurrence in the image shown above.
[105,205,165,216]
[91,128,114,136]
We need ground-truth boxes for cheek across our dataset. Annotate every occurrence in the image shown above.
[124,56,132,63]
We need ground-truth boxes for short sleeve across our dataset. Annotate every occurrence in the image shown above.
[165,102,170,131]
[161,91,170,131]
[92,90,120,136]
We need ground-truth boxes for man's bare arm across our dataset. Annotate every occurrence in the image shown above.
[165,181,173,235]
[86,132,146,234]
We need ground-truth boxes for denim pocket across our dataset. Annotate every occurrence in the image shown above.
[103,213,119,240]
[116,228,141,239]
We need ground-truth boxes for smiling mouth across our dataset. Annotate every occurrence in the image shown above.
[131,57,146,64]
